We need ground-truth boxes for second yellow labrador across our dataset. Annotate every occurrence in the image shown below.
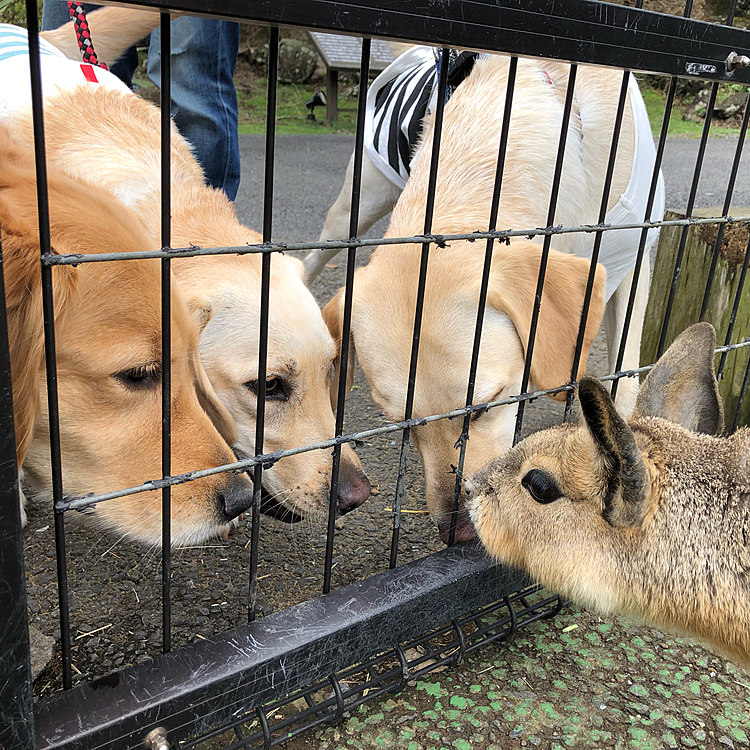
[324,56,664,543]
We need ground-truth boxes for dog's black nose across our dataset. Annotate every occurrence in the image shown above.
[337,461,371,514]
[219,475,253,520]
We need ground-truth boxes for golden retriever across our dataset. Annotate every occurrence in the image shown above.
[323,56,664,543]
[8,20,370,521]
[0,135,253,546]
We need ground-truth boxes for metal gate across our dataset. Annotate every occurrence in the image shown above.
[2,0,750,748]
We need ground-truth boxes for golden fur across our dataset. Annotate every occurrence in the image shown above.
[0,134,253,545]
[7,81,370,520]
[322,56,645,543]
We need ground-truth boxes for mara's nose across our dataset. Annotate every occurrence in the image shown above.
[337,461,371,514]
[218,474,254,520]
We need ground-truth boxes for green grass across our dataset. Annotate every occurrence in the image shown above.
[236,80,357,135]
[641,86,743,138]
[232,77,745,139]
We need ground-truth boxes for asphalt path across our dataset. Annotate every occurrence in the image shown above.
[233,134,750,245]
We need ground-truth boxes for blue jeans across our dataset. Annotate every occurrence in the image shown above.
[41,3,241,200]
[149,18,241,201]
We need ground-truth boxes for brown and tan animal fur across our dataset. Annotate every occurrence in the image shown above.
[467,323,750,665]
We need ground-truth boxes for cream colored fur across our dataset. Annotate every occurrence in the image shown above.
[7,81,370,520]
[323,56,647,543]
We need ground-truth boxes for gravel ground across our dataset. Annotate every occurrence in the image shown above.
[25,134,750,748]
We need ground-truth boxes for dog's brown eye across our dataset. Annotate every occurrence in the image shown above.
[114,364,161,390]
[244,377,288,401]
[522,469,562,504]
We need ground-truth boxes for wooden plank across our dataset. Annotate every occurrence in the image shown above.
[641,210,750,428]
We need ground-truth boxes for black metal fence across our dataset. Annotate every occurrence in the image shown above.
[2,0,750,748]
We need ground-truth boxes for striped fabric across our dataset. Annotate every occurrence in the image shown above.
[0,23,62,63]
[0,23,131,119]
[364,46,437,190]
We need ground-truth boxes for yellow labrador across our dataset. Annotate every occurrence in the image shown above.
[1,135,253,546]
[324,56,663,543]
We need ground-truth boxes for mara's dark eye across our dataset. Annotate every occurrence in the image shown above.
[244,377,288,401]
[114,363,161,390]
[521,469,562,504]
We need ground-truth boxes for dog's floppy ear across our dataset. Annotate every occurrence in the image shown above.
[488,240,606,401]
[322,287,355,412]
[578,377,649,527]
[632,322,723,434]
[179,291,238,445]
[0,204,77,470]
[190,346,238,447]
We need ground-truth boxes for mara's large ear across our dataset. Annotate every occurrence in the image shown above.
[322,287,355,413]
[632,322,723,435]
[578,377,648,527]
[41,7,162,68]
[488,241,606,401]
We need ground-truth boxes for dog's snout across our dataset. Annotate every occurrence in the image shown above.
[218,475,254,520]
[438,509,477,545]
[337,462,371,514]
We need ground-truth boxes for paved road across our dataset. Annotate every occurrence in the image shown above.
[233,134,750,244]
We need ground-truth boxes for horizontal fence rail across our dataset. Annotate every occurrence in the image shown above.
[34,545,530,750]
[104,0,750,82]
[39,214,750,265]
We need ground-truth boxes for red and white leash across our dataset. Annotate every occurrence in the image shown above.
[66,2,109,70]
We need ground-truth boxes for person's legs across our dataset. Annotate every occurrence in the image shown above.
[148,17,241,200]
[41,0,138,86]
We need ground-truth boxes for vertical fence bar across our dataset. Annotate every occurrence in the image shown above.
[27,0,73,690]
[610,76,676,401]
[611,0,697,401]
[564,69,631,420]
[447,57,518,547]
[323,38,370,595]
[249,26,278,622]
[0,234,34,748]
[513,65,578,446]
[389,48,450,567]
[717,234,750,379]
[160,12,172,654]
[657,83,719,357]
[656,0,737,358]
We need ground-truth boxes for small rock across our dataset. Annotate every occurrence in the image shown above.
[28,625,54,680]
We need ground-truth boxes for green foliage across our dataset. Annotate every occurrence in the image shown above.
[236,80,357,135]
[0,0,42,27]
